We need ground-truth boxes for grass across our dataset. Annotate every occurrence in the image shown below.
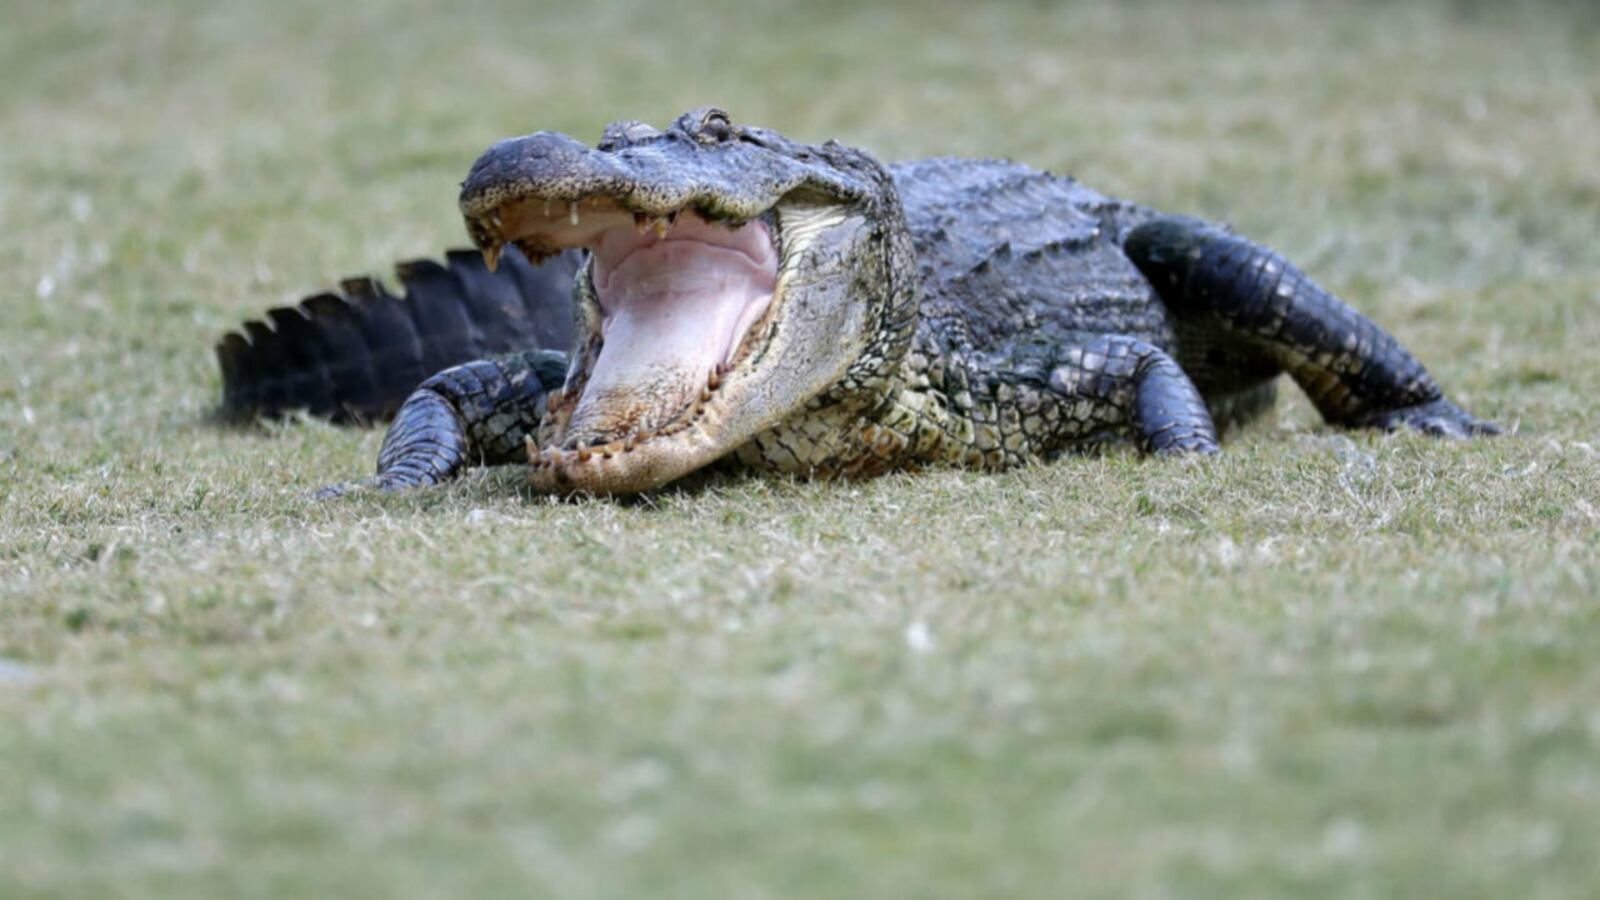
[3,0,1599,896]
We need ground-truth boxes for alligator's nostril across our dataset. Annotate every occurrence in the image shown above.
[599,119,662,151]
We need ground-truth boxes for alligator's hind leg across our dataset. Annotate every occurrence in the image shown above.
[1124,216,1498,437]
[314,349,567,499]
[1043,335,1220,455]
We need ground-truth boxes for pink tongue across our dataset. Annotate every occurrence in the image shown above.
[566,242,768,440]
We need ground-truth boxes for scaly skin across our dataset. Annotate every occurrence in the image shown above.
[217,109,1497,496]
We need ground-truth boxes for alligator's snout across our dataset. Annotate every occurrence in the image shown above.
[460,129,730,231]
[460,130,597,210]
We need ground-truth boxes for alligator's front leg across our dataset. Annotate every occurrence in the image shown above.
[314,349,568,498]
[1124,216,1499,437]
[1042,335,1220,455]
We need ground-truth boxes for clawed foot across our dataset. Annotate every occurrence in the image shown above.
[311,472,440,500]
[1150,429,1222,456]
[312,476,379,500]
[1355,398,1501,439]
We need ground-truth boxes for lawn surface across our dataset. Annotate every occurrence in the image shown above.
[3,1,1599,897]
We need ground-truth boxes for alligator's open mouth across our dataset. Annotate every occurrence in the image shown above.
[465,193,812,493]
[455,111,877,494]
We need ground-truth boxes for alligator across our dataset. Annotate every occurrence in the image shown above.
[217,107,1497,497]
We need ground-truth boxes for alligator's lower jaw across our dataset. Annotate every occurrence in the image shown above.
[528,350,745,495]
[526,401,730,495]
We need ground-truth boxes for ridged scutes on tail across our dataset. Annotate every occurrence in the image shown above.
[215,246,580,424]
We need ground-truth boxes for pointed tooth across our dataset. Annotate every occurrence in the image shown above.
[524,435,538,462]
[481,242,503,272]
[653,218,669,239]
[569,202,580,226]
[634,213,651,234]
[542,199,552,217]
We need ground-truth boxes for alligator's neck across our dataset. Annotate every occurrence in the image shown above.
[732,330,1072,478]
[877,332,1074,472]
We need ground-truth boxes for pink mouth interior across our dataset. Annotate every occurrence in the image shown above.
[555,210,778,442]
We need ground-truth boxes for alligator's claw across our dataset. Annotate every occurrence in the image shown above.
[311,472,442,500]
[312,476,378,500]
[1356,398,1501,438]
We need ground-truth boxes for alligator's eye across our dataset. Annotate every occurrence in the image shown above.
[696,109,734,144]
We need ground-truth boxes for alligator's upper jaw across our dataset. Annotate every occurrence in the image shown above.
[466,193,785,494]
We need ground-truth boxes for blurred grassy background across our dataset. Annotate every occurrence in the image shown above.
[2,1,1598,897]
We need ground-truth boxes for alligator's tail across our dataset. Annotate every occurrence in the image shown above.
[215,246,581,424]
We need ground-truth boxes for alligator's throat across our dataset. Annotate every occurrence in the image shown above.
[568,213,777,444]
